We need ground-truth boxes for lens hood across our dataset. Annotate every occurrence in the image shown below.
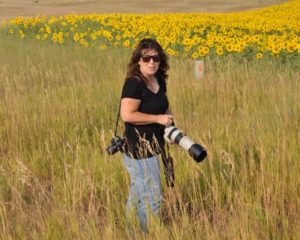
[188,144,207,162]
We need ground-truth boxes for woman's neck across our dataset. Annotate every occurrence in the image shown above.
[143,74,156,83]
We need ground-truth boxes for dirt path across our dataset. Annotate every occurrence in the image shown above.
[0,0,286,22]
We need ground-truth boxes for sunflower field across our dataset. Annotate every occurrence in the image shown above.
[3,0,300,60]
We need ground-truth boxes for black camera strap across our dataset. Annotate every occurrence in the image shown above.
[161,143,175,187]
[114,100,121,137]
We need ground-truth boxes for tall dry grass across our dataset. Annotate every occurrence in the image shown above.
[0,32,299,239]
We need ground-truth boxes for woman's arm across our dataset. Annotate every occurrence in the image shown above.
[120,98,173,126]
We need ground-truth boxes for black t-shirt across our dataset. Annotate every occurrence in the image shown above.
[121,75,169,159]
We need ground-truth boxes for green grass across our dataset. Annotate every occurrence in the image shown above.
[0,32,299,239]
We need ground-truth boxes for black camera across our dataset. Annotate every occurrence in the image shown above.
[106,136,126,155]
[164,126,207,162]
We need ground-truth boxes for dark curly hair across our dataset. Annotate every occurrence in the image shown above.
[126,38,169,84]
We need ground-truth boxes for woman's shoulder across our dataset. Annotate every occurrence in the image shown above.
[156,74,167,92]
[122,76,144,99]
[126,75,142,83]
[123,76,143,88]
[156,73,165,82]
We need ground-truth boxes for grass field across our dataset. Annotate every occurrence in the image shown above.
[0,0,300,238]
[0,28,299,239]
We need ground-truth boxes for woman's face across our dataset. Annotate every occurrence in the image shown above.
[138,48,160,78]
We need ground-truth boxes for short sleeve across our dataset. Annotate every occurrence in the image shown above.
[121,77,142,100]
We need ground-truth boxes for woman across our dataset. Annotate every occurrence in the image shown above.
[120,38,173,232]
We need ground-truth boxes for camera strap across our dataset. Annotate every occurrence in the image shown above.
[161,144,175,187]
[114,100,121,137]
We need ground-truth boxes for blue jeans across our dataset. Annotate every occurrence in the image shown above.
[123,154,162,232]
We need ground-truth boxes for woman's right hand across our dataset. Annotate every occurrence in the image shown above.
[157,114,173,126]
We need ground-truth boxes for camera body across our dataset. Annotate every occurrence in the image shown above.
[164,125,207,162]
[106,136,125,155]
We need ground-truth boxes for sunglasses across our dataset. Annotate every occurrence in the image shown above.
[141,55,160,63]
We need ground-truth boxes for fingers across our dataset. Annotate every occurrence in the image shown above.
[166,115,173,126]
[157,114,174,126]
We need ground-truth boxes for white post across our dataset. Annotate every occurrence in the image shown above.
[195,60,204,80]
